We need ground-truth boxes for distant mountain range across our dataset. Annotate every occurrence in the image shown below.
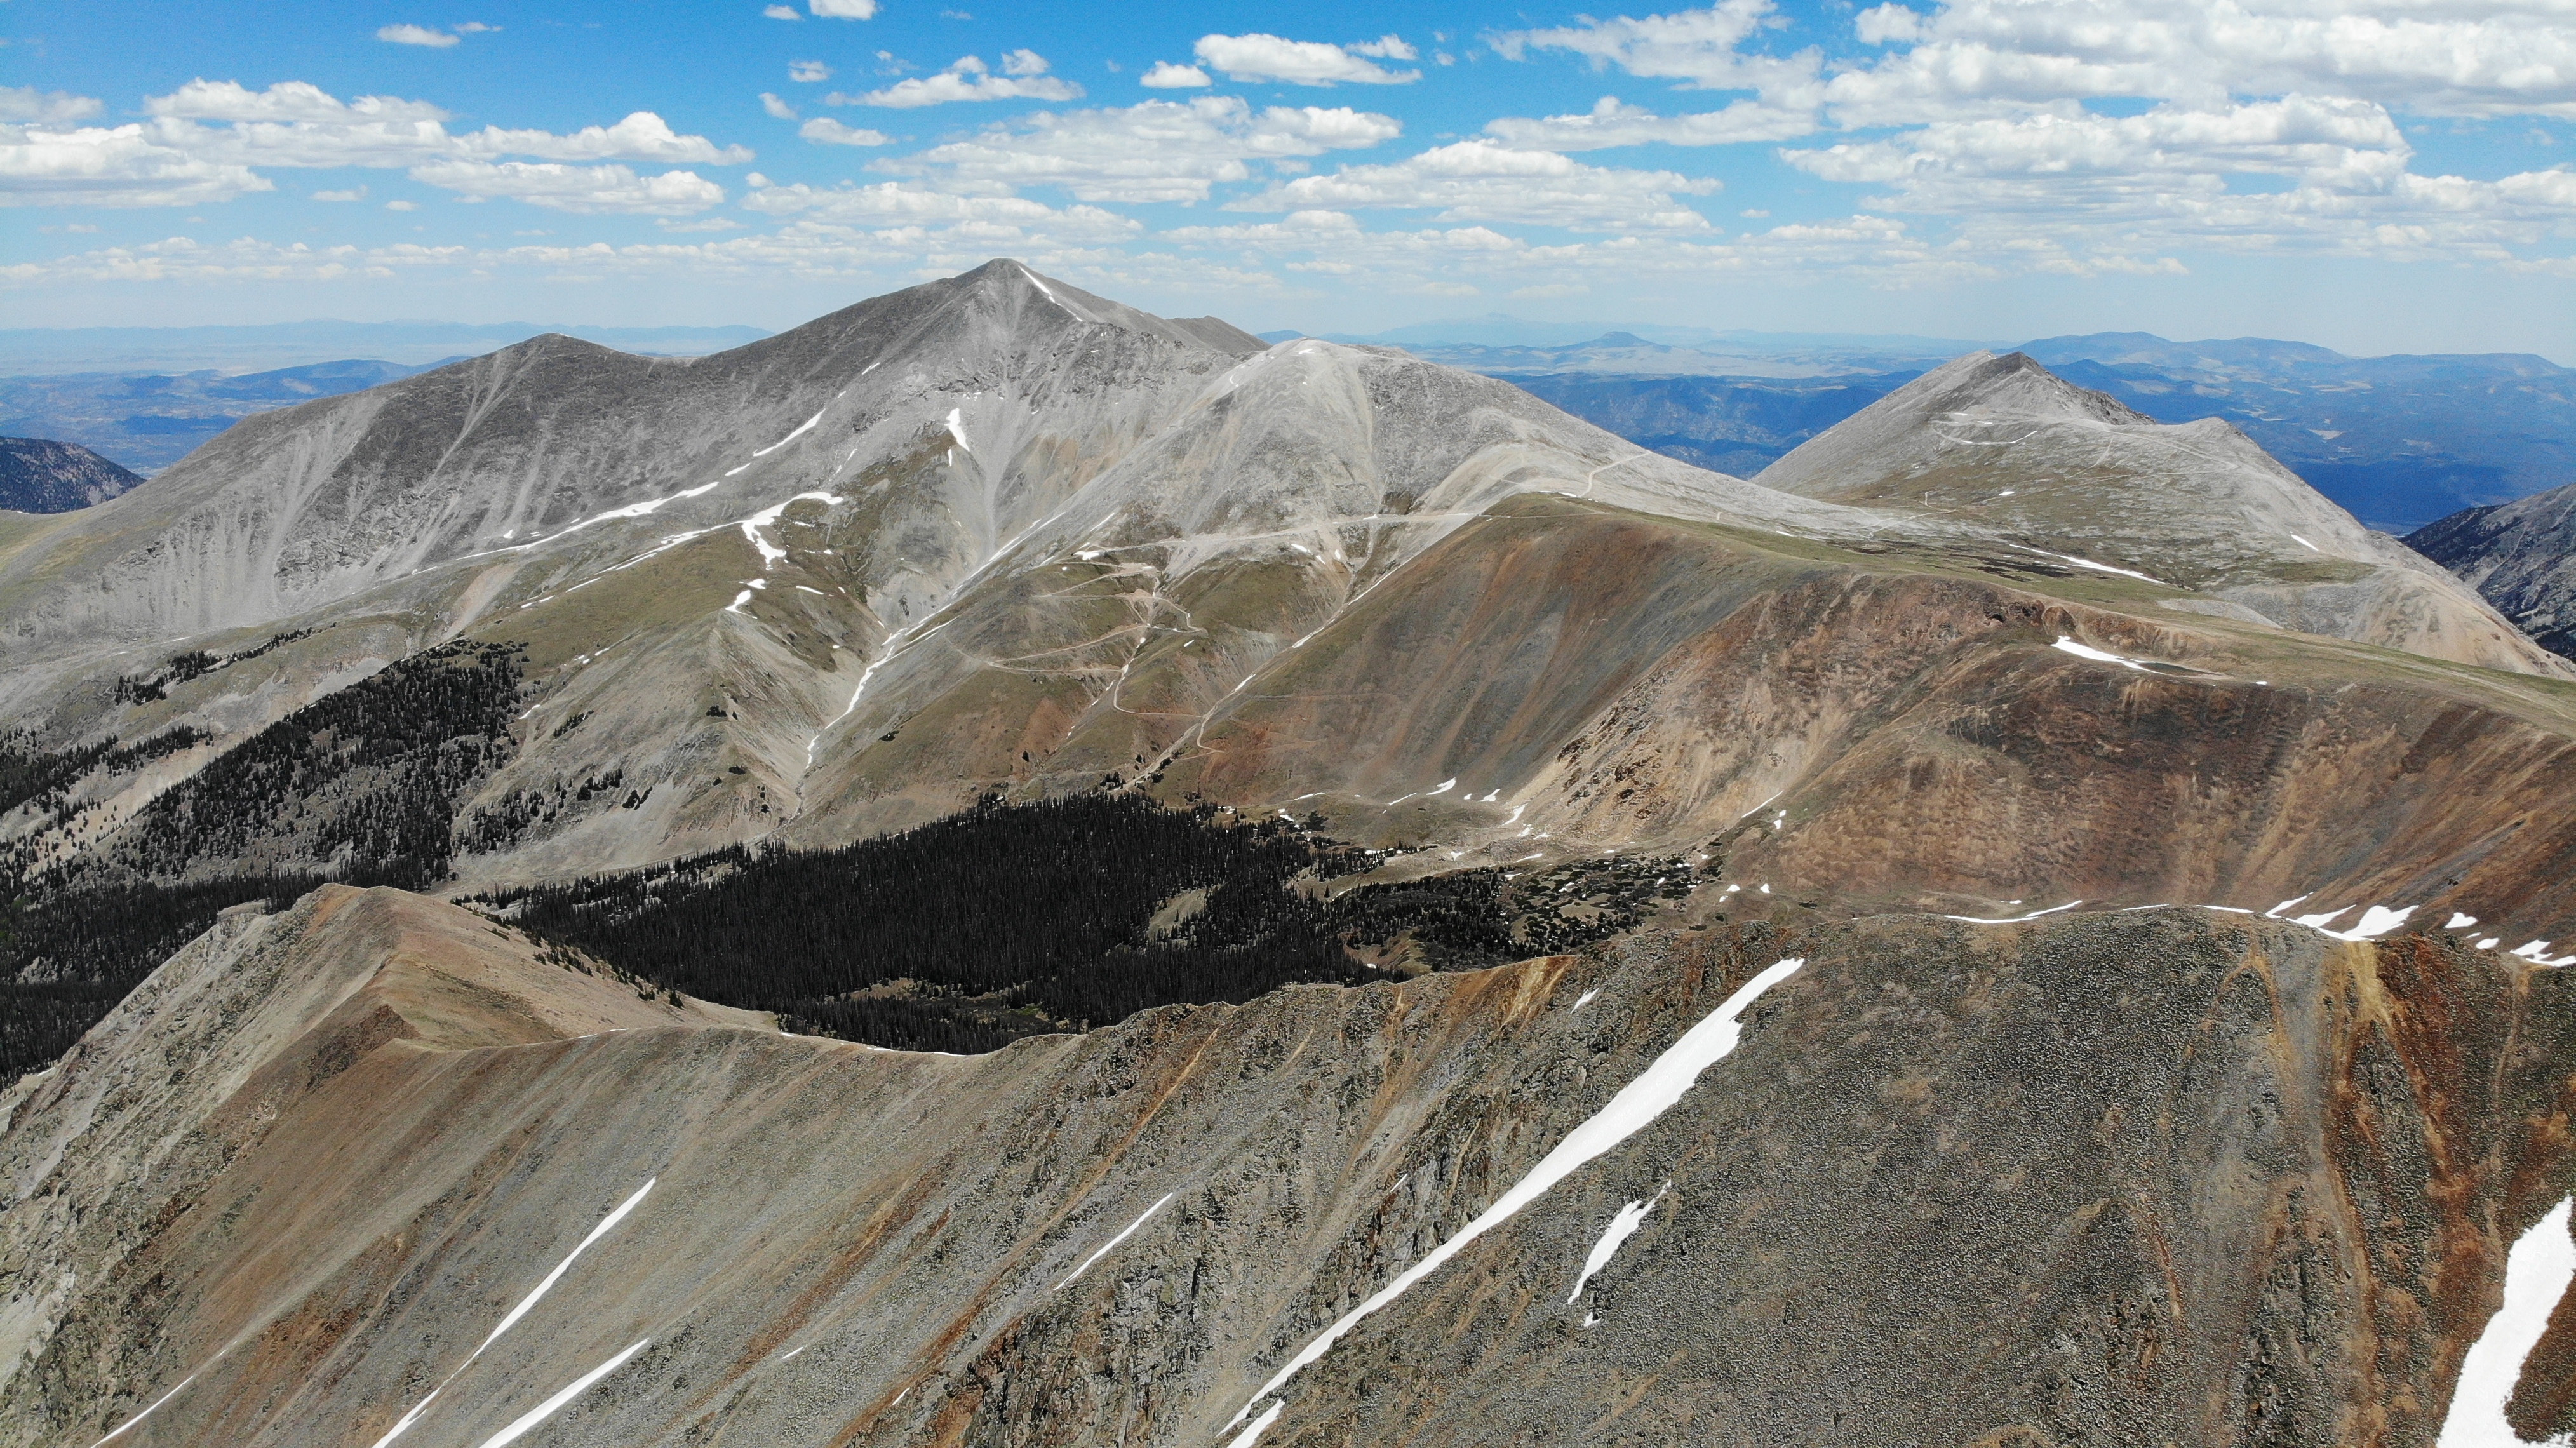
[0,319,772,375]
[1379,328,2575,532]
[0,359,452,476]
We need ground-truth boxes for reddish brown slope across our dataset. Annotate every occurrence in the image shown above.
[2,888,2569,1447]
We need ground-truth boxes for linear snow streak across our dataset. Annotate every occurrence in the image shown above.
[90,1372,198,1446]
[1224,1400,1285,1448]
[363,1179,654,1448]
[1224,958,1807,1429]
[2438,1197,2576,1447]
[1943,901,2083,924]
[471,1339,652,1448]
[1060,1192,1176,1289]
[752,408,826,458]
[485,1180,655,1349]
[1568,1184,1668,1304]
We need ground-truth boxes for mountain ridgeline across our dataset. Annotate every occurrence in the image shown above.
[0,262,2571,1448]
[2410,479,2576,662]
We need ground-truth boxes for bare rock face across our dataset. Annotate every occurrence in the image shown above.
[0,437,142,514]
[1,887,2568,1447]
[2410,480,2576,662]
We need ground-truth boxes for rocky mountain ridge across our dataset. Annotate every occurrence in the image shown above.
[1,263,2572,1448]
[0,438,142,514]
[2411,481,2576,662]
[3,887,2568,1448]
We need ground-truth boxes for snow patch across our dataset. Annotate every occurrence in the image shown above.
[1059,1192,1175,1289]
[1569,1183,1669,1303]
[2020,546,2167,585]
[471,1339,652,1448]
[1226,1400,1285,1448]
[2291,533,2321,552]
[2512,941,2576,967]
[2448,913,2479,930]
[1944,901,2083,924]
[751,408,825,458]
[1224,958,1806,1430]
[91,1373,200,1446]
[2436,1197,2575,1447]
[483,1179,655,1349]
[1573,988,1602,1011]
[2053,636,2156,672]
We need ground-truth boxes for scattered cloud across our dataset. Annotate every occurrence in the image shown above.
[761,93,798,121]
[880,95,1401,203]
[763,4,800,18]
[1194,33,1421,86]
[1492,2,1820,106]
[789,60,832,83]
[800,117,890,145]
[453,22,500,34]
[386,199,419,210]
[808,0,878,17]
[1348,36,1418,62]
[0,80,755,211]
[1139,62,1211,90]
[408,159,727,214]
[312,184,368,201]
[0,124,271,208]
[0,88,105,124]
[843,52,1083,107]
[1232,139,1718,231]
[377,24,460,48]
[1485,96,1813,150]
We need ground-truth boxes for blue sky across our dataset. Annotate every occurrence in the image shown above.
[5,0,2574,358]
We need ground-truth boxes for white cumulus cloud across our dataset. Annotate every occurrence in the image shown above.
[800,118,890,145]
[808,0,878,17]
[1139,62,1212,90]
[1486,96,1814,150]
[1231,138,1718,231]
[407,159,727,214]
[0,123,271,208]
[1193,33,1422,86]
[377,24,460,48]
[879,95,1401,203]
[0,88,105,124]
[847,53,1083,107]
[762,93,799,120]
[790,60,832,83]
[0,81,753,210]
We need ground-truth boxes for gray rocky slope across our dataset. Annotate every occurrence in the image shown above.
[0,265,2573,1448]
[2410,480,2576,661]
[1,886,2569,1448]
[4,262,2576,939]
[1754,351,2564,673]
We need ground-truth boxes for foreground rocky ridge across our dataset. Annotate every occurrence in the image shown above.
[1,885,2569,1447]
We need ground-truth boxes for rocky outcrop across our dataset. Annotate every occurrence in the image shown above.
[2410,481,2576,662]
[0,437,142,513]
[1,886,2568,1447]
